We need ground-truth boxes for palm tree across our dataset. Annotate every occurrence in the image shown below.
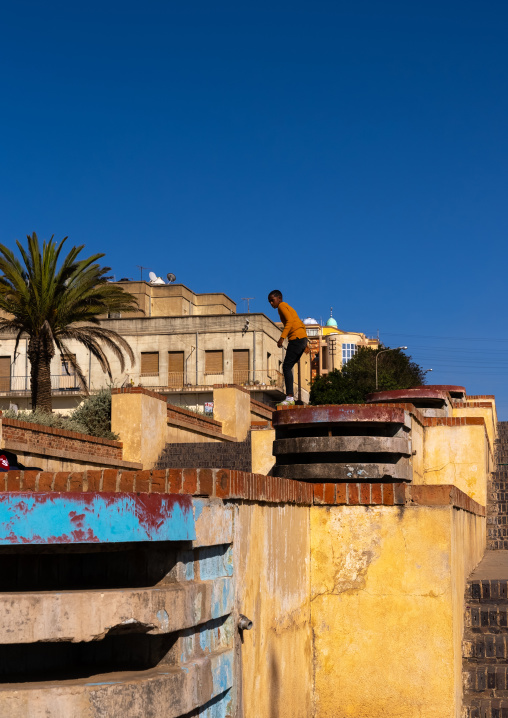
[0,233,138,412]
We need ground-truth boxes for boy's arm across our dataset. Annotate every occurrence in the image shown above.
[278,304,292,345]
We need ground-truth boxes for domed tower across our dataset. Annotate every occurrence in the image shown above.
[325,307,338,329]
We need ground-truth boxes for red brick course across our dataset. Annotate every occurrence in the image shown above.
[1,418,123,460]
[0,468,486,515]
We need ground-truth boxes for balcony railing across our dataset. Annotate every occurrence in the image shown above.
[125,369,285,393]
[0,374,83,395]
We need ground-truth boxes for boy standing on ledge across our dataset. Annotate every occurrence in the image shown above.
[268,289,308,406]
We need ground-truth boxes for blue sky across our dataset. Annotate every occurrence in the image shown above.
[2,2,508,413]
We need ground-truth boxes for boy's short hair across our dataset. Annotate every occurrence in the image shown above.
[268,289,283,301]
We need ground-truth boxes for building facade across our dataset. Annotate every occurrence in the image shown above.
[0,282,312,412]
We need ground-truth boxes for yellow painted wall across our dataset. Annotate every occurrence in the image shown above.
[234,503,312,718]
[452,406,497,450]
[422,425,489,505]
[251,429,276,476]
[310,504,485,718]
[213,387,251,441]
[111,392,167,468]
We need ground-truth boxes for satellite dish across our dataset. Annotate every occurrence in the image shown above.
[167,273,176,283]
[149,271,157,282]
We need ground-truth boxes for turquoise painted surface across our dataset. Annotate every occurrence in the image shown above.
[0,492,195,544]
[198,545,234,580]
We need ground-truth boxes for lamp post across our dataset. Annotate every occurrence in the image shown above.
[375,346,408,390]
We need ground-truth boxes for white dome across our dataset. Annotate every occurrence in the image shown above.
[303,317,318,325]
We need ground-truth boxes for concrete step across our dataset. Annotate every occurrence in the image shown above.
[0,577,233,644]
[463,699,508,716]
[0,648,234,718]
[464,636,508,660]
[464,665,508,692]
[465,604,508,632]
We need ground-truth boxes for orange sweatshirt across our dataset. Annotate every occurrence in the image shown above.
[278,302,307,341]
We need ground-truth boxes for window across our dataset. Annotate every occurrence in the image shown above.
[342,343,357,364]
[168,351,184,387]
[267,352,272,375]
[307,328,319,337]
[0,356,10,392]
[60,354,79,390]
[205,350,223,375]
[141,352,159,375]
[233,349,249,383]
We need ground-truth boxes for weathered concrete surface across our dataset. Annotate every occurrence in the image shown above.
[194,499,233,547]
[213,387,251,441]
[251,428,276,476]
[422,424,490,505]
[234,502,312,718]
[111,391,168,468]
[273,435,411,455]
[0,650,233,718]
[310,504,485,718]
[274,460,411,481]
[273,404,411,428]
[0,577,233,643]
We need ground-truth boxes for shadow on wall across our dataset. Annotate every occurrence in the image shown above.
[269,649,280,718]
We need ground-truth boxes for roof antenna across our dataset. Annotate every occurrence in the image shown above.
[242,297,254,313]
[136,265,149,281]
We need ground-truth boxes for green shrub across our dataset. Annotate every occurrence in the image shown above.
[2,390,118,440]
[70,390,118,440]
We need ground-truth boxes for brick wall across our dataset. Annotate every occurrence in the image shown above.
[155,434,252,472]
[0,467,485,514]
[1,418,123,461]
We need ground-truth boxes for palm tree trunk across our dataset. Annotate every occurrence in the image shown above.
[28,336,54,412]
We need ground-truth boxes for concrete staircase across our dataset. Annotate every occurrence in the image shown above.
[462,422,508,717]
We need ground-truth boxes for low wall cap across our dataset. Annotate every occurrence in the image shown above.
[365,387,452,403]
[272,404,409,426]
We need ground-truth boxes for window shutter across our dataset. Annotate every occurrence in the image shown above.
[168,352,184,373]
[0,357,10,392]
[141,352,159,375]
[205,350,223,375]
[168,351,184,387]
[233,349,249,383]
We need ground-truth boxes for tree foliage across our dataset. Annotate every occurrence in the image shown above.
[0,233,138,411]
[3,390,118,440]
[310,346,426,405]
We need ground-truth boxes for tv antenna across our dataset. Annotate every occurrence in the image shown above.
[167,273,176,284]
[136,265,149,281]
[242,297,254,313]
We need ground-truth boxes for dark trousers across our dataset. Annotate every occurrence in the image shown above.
[282,338,308,397]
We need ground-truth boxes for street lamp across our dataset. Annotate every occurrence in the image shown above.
[375,346,408,390]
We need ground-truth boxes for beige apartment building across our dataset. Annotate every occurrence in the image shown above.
[303,312,379,380]
[0,282,312,413]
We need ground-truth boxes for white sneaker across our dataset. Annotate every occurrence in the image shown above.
[277,398,295,407]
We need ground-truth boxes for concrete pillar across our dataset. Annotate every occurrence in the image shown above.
[111,389,167,469]
[212,386,251,441]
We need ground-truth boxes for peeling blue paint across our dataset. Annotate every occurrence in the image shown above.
[211,651,234,697]
[0,492,195,544]
[198,545,233,580]
[210,577,234,620]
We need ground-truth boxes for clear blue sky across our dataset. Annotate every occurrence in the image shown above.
[2,2,508,414]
